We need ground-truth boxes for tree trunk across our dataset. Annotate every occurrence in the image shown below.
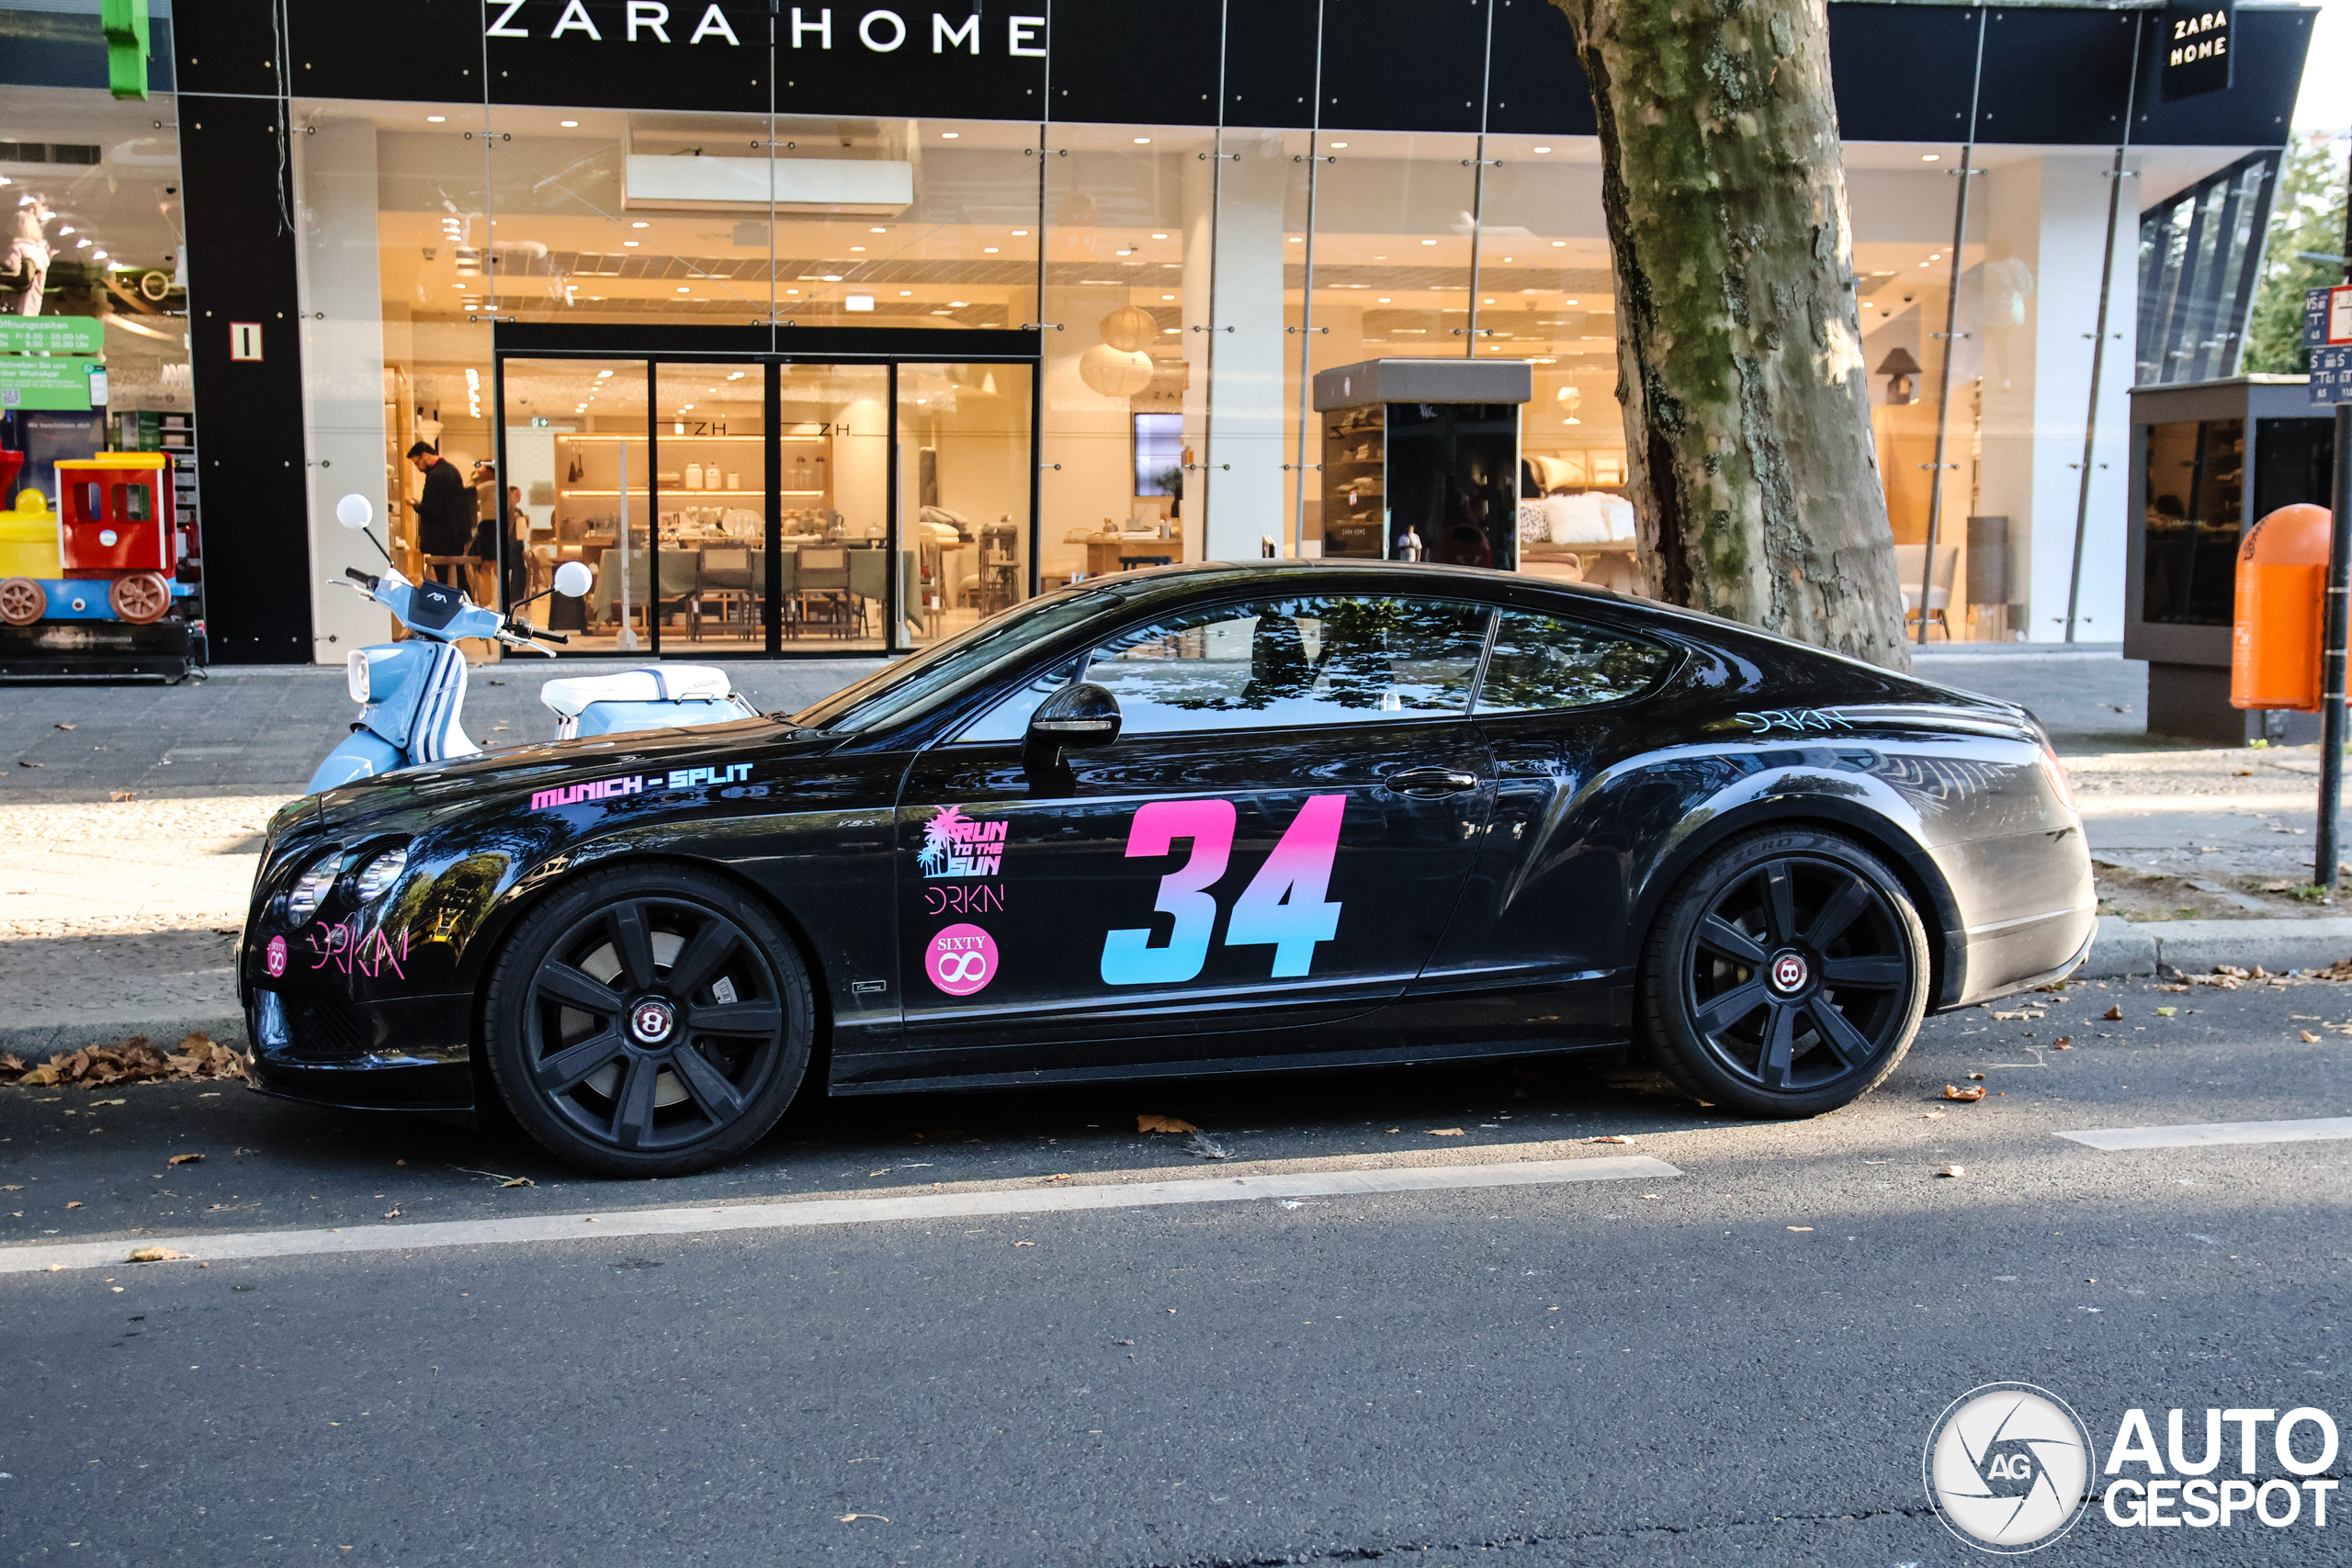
[1550,0,1912,671]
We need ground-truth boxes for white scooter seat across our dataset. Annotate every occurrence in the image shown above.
[539,665,738,718]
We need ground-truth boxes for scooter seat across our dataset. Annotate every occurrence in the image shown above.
[539,665,738,718]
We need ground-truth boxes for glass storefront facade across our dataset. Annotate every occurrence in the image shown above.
[8,1,2311,661]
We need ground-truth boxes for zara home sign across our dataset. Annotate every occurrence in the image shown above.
[485,2,1047,56]
[2161,0,2234,101]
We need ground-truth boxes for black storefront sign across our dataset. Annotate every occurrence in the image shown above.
[2160,0,2234,101]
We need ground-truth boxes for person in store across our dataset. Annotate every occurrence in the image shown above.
[407,440,474,585]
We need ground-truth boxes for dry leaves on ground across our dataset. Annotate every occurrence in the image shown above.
[1988,1010,2045,1022]
[1428,1127,1465,1137]
[126,1247,188,1263]
[1590,1134,1634,1145]
[1943,1084,1986,1102]
[2103,1006,2125,1021]
[2154,1006,2178,1018]
[0,1034,244,1089]
[1136,1114,1197,1134]
[167,1153,203,1166]
[1937,1164,1967,1178]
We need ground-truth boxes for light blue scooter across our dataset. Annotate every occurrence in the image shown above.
[307,495,755,795]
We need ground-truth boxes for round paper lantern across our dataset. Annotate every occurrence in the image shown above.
[1078,344,1155,398]
[1098,305,1159,354]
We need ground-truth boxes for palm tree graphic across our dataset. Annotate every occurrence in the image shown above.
[919,805,969,876]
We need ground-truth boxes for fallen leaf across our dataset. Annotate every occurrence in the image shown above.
[109,789,135,802]
[1943,1085,1986,1102]
[1787,1226,1813,1232]
[17,760,42,769]
[1967,1072,1987,1080]
[838,1514,889,1523]
[1937,1164,1966,1178]
[2103,1005,2124,1021]
[127,1244,191,1263]
[1589,1134,1634,1145]
[1044,1174,1073,1182]
[2303,1031,2322,1043]
[53,722,74,730]
[1428,1128,1465,1136]
[2052,1037,2074,1048]
[382,1208,401,1219]
[1012,1240,1035,1247]
[1922,1111,1944,1120]
[0,1184,18,1191]
[1136,1114,1198,1134]
[64,1201,82,1209]
[2154,1006,2177,1018]
[167,1153,203,1167]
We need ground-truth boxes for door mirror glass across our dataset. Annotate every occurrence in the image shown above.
[334,494,374,531]
[1026,681,1123,750]
[552,559,594,599]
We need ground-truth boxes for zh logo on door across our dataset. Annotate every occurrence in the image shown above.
[1101,795,1346,987]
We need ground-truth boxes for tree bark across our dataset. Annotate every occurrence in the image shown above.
[1550,0,1912,671]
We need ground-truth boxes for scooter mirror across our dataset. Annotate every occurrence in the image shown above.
[334,495,374,531]
[552,560,594,599]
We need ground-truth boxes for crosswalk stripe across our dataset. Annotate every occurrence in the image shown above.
[0,1155,1682,1276]
[2056,1117,2352,1151]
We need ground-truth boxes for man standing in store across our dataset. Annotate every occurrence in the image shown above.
[407,440,474,586]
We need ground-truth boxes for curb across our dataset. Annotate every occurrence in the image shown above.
[0,1013,247,1065]
[2077,914,2352,980]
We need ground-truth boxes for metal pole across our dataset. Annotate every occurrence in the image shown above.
[2319,149,2352,891]
[1918,8,1987,647]
[2064,16,2141,643]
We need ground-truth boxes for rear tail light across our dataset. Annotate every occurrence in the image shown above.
[2039,743,2077,813]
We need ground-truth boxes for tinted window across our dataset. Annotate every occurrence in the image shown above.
[1476,611,1671,714]
[1085,595,1490,735]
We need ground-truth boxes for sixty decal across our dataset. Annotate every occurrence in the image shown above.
[1101,795,1345,987]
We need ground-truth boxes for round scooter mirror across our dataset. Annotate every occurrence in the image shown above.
[552,559,594,599]
[334,494,374,531]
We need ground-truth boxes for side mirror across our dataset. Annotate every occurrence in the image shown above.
[1027,682,1121,750]
[334,494,374,531]
[552,559,594,598]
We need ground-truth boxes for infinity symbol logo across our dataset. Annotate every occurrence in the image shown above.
[934,951,990,985]
[927,922,1000,998]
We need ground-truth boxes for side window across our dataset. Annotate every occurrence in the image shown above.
[1084,594,1491,736]
[118,483,153,522]
[1476,611,1672,715]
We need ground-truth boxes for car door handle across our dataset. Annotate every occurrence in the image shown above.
[1382,767,1483,798]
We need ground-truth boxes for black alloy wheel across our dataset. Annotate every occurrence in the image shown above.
[483,866,813,1176]
[1638,829,1928,1118]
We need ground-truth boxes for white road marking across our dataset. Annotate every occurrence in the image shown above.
[2056,1117,2352,1151]
[0,1156,1681,1276]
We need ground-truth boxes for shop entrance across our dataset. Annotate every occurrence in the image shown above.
[495,355,1035,658]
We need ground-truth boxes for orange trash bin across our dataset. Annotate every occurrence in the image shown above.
[2232,503,2333,713]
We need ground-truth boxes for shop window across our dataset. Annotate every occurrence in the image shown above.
[1475,612,1672,714]
[2141,417,2245,627]
[1134,413,1184,496]
[1082,595,1491,734]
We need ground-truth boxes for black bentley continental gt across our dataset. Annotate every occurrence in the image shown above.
[241,562,2094,1175]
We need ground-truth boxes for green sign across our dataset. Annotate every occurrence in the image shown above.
[0,360,98,411]
[0,316,103,355]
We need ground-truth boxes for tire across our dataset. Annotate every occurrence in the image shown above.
[481,865,815,1177]
[1637,828,1928,1118]
[0,577,45,626]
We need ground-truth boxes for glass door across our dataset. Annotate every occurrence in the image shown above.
[895,362,1037,652]
[652,362,766,653]
[776,362,893,653]
[501,358,650,654]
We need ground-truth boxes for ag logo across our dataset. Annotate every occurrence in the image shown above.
[1923,1382,2093,1553]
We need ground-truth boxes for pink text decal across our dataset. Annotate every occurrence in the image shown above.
[924,883,1005,918]
[302,920,411,980]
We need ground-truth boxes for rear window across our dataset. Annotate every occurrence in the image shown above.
[1475,610,1673,714]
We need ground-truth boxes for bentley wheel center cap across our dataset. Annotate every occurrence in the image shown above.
[1768,952,1810,994]
[628,998,677,1044]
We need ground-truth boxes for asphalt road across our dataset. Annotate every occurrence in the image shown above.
[2,976,2347,1567]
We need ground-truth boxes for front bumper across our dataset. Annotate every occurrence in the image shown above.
[243,986,479,1111]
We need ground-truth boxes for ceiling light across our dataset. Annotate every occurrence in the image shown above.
[1151,232,1168,240]
[1532,145,1553,153]
[1288,236,1303,243]
[850,245,865,252]
[1329,141,1347,150]
[786,288,799,294]
[983,246,1000,254]
[623,240,639,247]
[949,300,967,307]
[1133,137,1151,145]
[1162,294,1175,300]
[941,131,960,140]
[1929,252,1943,260]
[560,119,580,128]
[57,226,74,236]
[1012,229,1029,236]
[1922,153,1940,163]
[1373,255,1387,261]
[1420,239,1437,246]
[1564,299,1578,306]
[845,294,875,311]
[1483,298,1495,304]
[632,220,649,229]
[426,115,447,123]
[90,250,106,260]
[1162,327,1178,334]
[899,289,912,296]
[821,273,843,281]
[597,369,614,378]
[1377,297,1391,302]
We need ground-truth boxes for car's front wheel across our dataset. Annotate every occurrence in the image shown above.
[1638,829,1928,1118]
[482,866,814,1176]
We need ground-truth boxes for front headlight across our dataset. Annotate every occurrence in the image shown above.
[353,845,410,901]
[286,851,342,922]
[345,649,371,705]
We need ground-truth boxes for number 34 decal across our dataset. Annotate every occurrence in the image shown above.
[1100,795,1345,987]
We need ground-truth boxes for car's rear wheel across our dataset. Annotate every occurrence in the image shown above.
[482,865,814,1177]
[1638,829,1928,1118]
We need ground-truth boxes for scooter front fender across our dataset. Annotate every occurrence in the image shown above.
[307,729,406,795]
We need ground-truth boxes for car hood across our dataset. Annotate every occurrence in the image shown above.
[311,715,842,836]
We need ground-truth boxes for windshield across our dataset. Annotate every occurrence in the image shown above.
[792,583,1132,734]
